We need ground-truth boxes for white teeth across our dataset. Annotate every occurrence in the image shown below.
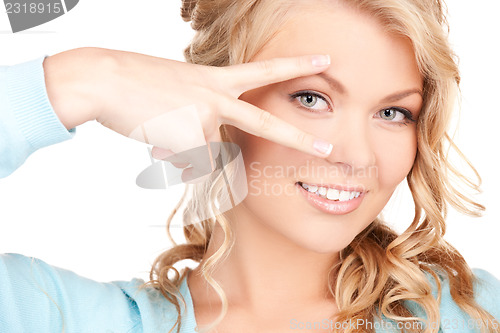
[326,188,340,200]
[308,185,318,193]
[317,187,327,196]
[339,190,351,201]
[300,182,361,202]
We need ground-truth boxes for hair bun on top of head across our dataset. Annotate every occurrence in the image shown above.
[181,0,228,31]
[180,0,197,22]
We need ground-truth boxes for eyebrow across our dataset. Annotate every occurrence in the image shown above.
[317,72,423,103]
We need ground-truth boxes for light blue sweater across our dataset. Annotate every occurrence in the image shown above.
[0,58,499,333]
[0,57,75,178]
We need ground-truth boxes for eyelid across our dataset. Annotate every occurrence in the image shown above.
[288,90,417,125]
[376,107,417,126]
[288,90,333,112]
[385,107,416,123]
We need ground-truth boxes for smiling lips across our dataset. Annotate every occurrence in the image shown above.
[297,181,364,202]
[296,181,366,215]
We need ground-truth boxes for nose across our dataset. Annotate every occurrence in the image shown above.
[323,114,376,175]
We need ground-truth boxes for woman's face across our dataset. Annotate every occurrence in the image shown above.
[226,3,423,253]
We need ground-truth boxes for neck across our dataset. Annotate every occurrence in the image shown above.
[187,204,339,316]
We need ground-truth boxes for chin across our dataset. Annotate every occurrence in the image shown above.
[307,241,354,254]
[287,229,358,255]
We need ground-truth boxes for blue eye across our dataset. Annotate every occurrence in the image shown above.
[289,91,331,113]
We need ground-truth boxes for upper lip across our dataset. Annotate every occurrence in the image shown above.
[297,181,367,193]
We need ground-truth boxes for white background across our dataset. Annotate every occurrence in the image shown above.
[0,0,499,283]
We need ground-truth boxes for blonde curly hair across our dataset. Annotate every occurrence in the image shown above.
[140,1,500,332]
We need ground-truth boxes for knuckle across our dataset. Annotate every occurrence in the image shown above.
[198,66,222,89]
[199,100,218,122]
[297,56,308,72]
[258,59,275,77]
[258,110,275,133]
[207,66,240,96]
[295,131,309,147]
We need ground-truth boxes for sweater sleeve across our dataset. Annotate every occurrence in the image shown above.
[0,57,76,179]
[0,253,142,333]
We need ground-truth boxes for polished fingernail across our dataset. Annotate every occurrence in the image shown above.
[311,55,331,67]
[313,139,333,156]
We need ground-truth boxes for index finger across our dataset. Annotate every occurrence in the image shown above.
[220,97,333,158]
[222,54,331,97]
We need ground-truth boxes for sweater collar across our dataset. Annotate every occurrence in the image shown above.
[178,270,199,332]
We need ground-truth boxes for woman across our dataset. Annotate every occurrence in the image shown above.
[150,0,500,332]
[0,1,499,333]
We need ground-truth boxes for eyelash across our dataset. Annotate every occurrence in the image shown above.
[288,91,417,126]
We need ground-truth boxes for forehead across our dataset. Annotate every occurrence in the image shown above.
[252,3,423,95]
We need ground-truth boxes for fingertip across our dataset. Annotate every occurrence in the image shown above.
[311,55,331,68]
[313,139,333,157]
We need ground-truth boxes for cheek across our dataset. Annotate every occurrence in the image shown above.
[375,130,417,188]
[233,89,296,167]
[225,123,287,185]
